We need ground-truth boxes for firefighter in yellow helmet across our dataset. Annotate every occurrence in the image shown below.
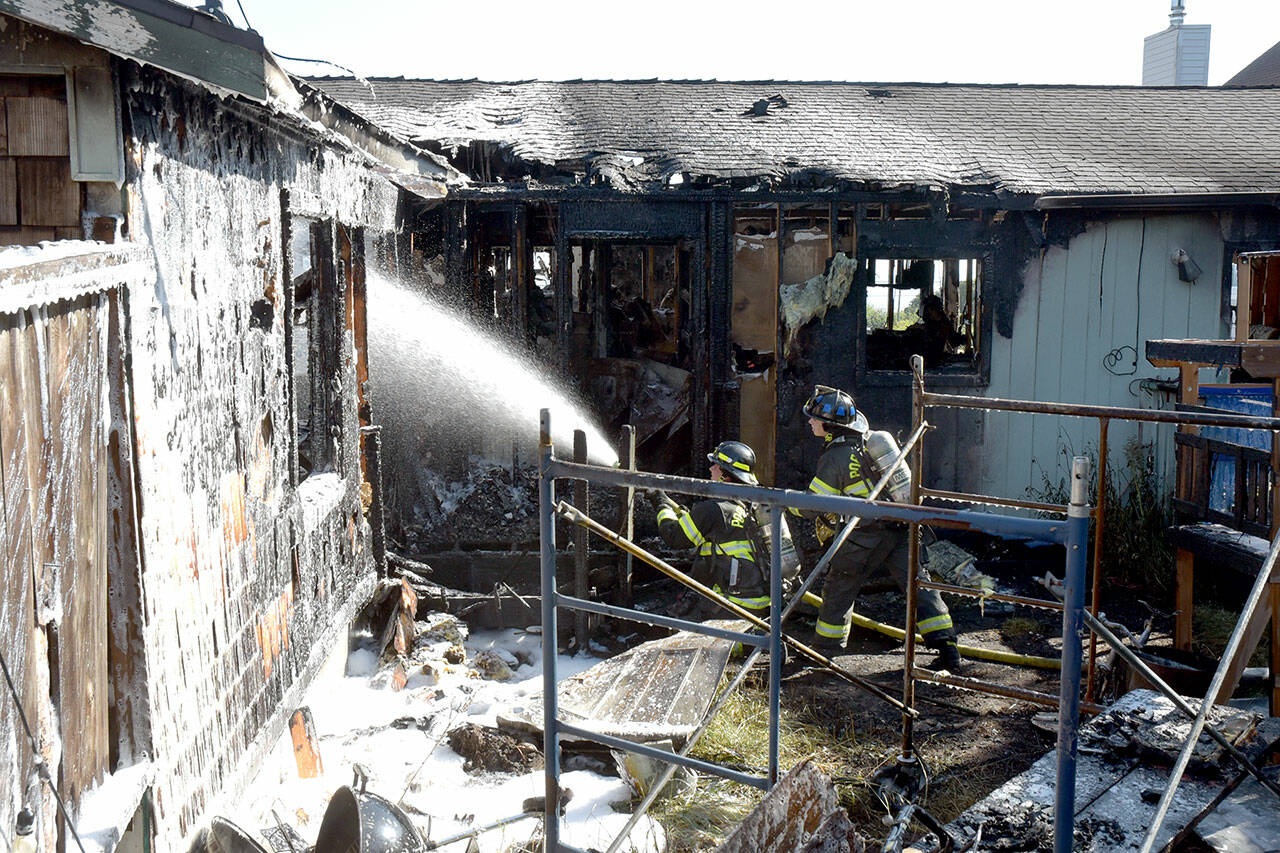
[792,386,961,670]
[655,441,771,620]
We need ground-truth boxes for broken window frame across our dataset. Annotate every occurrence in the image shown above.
[284,207,343,484]
[856,250,993,387]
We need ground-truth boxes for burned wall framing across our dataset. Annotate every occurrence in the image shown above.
[443,188,1021,476]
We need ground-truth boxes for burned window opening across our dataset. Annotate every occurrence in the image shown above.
[863,256,984,373]
[288,216,341,482]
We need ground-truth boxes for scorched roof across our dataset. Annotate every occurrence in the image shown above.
[307,78,1280,199]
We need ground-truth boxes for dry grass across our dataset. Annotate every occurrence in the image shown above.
[1194,602,1270,668]
[639,670,1022,851]
[644,680,854,852]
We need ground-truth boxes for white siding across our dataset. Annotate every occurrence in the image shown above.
[978,214,1225,501]
[1143,25,1210,85]
[1144,30,1178,85]
[1175,25,1212,86]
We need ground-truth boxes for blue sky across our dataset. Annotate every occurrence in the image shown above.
[196,0,1279,85]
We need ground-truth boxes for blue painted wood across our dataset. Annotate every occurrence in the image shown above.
[975,215,1225,502]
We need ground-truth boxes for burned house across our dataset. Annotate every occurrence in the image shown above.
[0,2,452,850]
[311,78,1280,503]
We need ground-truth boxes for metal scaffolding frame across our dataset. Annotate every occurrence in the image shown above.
[898,355,1280,852]
[905,355,1280,707]
[537,408,1093,853]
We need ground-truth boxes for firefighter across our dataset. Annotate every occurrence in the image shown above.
[793,385,962,670]
[655,441,771,620]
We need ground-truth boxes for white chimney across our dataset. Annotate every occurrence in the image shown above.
[1143,0,1211,85]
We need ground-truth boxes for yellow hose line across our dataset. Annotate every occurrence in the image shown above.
[799,591,1061,670]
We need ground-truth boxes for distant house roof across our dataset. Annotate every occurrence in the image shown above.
[308,78,1280,199]
[1227,40,1280,87]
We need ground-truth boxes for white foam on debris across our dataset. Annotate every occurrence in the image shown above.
[239,625,665,852]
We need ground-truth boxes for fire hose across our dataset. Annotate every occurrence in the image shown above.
[800,590,1061,670]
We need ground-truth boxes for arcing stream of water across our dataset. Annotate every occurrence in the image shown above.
[367,273,619,472]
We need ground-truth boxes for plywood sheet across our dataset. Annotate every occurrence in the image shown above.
[944,690,1279,852]
[502,623,739,743]
[37,297,111,812]
[558,624,736,735]
[740,369,776,486]
[781,226,829,286]
[1197,767,1280,853]
[732,233,777,351]
[17,158,79,227]
[6,96,69,157]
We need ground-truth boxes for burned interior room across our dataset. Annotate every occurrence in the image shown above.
[315,78,1280,582]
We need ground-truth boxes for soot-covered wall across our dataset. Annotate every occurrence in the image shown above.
[120,64,395,848]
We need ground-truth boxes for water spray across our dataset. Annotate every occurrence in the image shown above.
[367,273,619,468]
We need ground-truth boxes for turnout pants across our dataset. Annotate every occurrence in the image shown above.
[676,555,770,621]
[814,524,956,649]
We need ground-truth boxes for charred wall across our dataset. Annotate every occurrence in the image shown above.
[119,63,395,848]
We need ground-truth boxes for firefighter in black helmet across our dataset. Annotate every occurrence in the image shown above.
[655,441,770,619]
[792,386,961,670]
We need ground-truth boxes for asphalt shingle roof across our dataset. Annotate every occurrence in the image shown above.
[1227,40,1280,87]
[308,78,1280,197]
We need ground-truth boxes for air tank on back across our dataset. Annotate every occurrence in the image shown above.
[864,430,911,503]
[753,508,801,583]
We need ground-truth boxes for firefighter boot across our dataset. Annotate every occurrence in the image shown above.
[933,640,962,672]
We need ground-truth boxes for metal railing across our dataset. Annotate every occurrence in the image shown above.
[536,408,1093,853]
[903,355,1280,706]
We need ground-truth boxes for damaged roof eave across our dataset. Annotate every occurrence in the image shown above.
[1036,191,1280,211]
[293,78,464,194]
[445,178,1028,210]
[0,0,271,100]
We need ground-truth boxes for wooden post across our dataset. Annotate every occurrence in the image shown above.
[1270,577,1280,715]
[1085,418,1109,702]
[1175,549,1194,651]
[554,208,571,371]
[573,429,590,650]
[510,202,528,344]
[616,425,637,608]
[1236,255,1252,342]
[1215,577,1278,704]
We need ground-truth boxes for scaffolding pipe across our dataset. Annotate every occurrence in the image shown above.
[920,390,1280,431]
[902,354,926,759]
[911,668,1104,715]
[545,459,1069,543]
[1138,531,1280,853]
[768,504,784,785]
[1054,456,1092,853]
[916,580,1063,612]
[538,411,563,852]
